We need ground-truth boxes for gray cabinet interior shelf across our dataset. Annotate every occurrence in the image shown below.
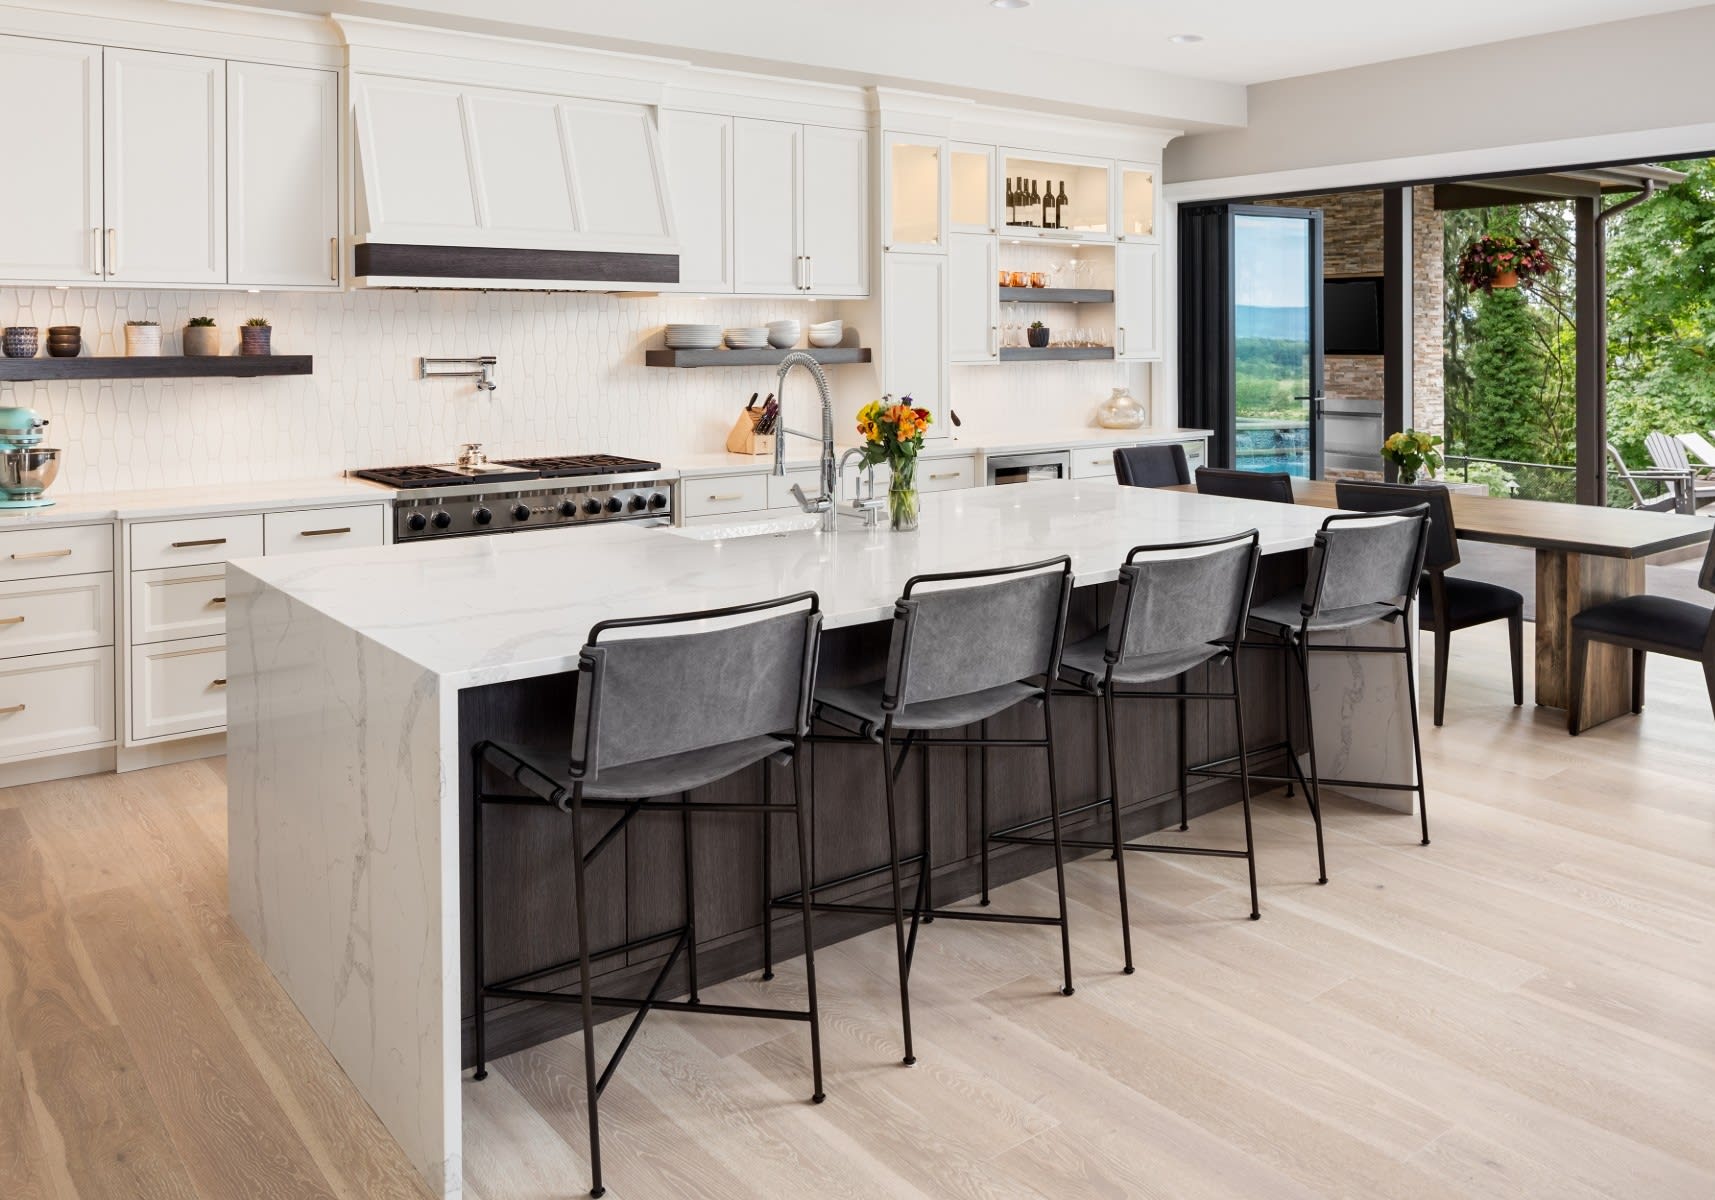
[645,347,872,368]
[998,346,1116,362]
[0,355,314,381]
[998,287,1115,303]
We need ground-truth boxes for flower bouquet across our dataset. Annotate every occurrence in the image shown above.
[1382,429,1444,484]
[856,395,932,531]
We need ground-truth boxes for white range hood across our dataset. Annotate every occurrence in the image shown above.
[349,71,680,290]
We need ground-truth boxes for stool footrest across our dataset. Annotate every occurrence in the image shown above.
[793,898,1062,927]
[997,832,1249,860]
[486,925,686,992]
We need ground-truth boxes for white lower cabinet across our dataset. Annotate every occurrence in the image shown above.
[681,474,770,519]
[918,455,978,492]
[0,647,115,763]
[1071,445,1123,479]
[1181,438,1207,472]
[264,504,387,554]
[0,573,115,658]
[130,564,228,644]
[130,634,227,742]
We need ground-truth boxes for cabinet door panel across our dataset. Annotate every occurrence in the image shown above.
[659,110,732,293]
[883,255,948,428]
[228,61,338,287]
[883,132,945,253]
[732,118,800,294]
[352,75,478,236]
[466,90,577,234]
[558,97,673,243]
[1115,241,1161,361]
[0,36,102,282]
[104,48,226,285]
[948,233,997,363]
[801,125,866,296]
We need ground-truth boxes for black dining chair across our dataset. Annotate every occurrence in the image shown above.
[1335,480,1524,726]
[1195,466,1296,504]
[1568,533,1715,734]
[1113,443,1191,488]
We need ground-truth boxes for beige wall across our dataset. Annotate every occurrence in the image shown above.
[1166,5,1715,186]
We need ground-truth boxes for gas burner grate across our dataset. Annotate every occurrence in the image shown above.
[495,454,663,478]
[350,464,541,489]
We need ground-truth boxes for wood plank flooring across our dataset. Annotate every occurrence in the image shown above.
[2,621,1713,1199]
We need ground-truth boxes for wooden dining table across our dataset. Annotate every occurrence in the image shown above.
[1173,479,1713,732]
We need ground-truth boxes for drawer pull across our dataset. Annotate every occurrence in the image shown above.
[0,615,23,626]
[708,493,744,502]
[209,596,227,606]
[298,527,352,537]
[211,678,228,688]
[928,472,961,481]
[171,538,227,548]
[0,703,23,716]
[10,548,72,560]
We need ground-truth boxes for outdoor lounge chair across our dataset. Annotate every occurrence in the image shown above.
[1644,432,1715,510]
[1609,442,1696,514]
[1678,431,1715,472]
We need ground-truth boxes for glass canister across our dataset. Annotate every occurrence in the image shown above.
[1096,386,1146,429]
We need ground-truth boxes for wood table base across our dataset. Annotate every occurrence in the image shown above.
[1534,549,1646,730]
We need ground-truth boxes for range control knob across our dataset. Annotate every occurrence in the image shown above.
[628,494,647,512]
[405,511,428,532]
[558,499,578,518]
[429,510,452,530]
[583,498,603,516]
[472,507,493,526]
[604,496,624,514]
[511,503,532,522]
[648,492,668,510]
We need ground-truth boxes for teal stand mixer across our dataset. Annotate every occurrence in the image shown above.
[0,404,61,509]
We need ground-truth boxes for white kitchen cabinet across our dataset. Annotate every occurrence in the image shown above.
[130,634,227,742]
[949,142,996,235]
[0,36,103,283]
[948,233,999,363]
[1114,241,1161,361]
[228,61,339,288]
[882,132,945,253]
[130,565,228,646]
[263,504,387,555]
[918,455,978,492]
[733,117,802,294]
[801,125,867,296]
[1114,161,1158,242]
[883,254,949,428]
[0,647,115,764]
[680,474,769,519]
[660,110,733,293]
[103,48,226,286]
[0,574,114,659]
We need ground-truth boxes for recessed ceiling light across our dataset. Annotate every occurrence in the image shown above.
[1169,33,1204,44]
[990,0,1030,9]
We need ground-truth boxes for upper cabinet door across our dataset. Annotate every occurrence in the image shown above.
[883,254,949,429]
[1114,162,1157,242]
[1114,241,1161,361]
[660,110,733,293]
[949,142,996,235]
[947,233,997,363]
[801,125,866,296]
[0,36,103,283]
[732,117,801,295]
[228,62,338,288]
[104,49,226,286]
[883,132,945,253]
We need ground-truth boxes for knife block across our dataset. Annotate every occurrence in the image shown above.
[725,409,776,456]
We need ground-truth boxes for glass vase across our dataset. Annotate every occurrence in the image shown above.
[889,458,920,532]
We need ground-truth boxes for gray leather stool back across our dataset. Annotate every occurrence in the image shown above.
[1108,532,1259,663]
[1302,507,1430,623]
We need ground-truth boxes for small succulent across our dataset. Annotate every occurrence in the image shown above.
[244,316,271,327]
[126,319,159,327]
[1029,320,1046,330]
[188,316,216,327]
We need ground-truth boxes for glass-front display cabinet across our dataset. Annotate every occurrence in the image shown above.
[1000,151,1111,239]
[884,133,944,252]
[1115,162,1157,241]
[949,142,996,234]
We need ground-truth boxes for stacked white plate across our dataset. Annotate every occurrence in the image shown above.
[723,326,770,349]
[664,323,723,350]
[766,319,801,349]
[808,319,844,348]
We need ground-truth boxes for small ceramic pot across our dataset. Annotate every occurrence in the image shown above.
[2,327,38,358]
[46,326,81,358]
[183,325,220,357]
[124,325,162,356]
[1027,326,1050,348]
[239,325,272,356]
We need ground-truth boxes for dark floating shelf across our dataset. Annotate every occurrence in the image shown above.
[999,287,1115,304]
[0,355,314,382]
[999,346,1116,362]
[645,347,872,368]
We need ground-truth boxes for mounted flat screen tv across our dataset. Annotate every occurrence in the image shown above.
[1324,276,1384,355]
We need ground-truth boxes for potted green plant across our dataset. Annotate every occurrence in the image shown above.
[1027,320,1050,349]
[1456,235,1553,293]
[124,319,161,357]
[1382,429,1444,484]
[240,316,272,357]
[184,316,219,357]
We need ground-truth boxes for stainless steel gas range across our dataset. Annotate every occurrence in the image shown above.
[352,448,674,542]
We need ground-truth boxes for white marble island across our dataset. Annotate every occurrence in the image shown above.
[225,481,1416,1196]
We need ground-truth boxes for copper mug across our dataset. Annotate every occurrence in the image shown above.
[1007,270,1028,288]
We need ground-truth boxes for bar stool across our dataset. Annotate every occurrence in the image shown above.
[991,530,1263,971]
[469,592,824,1199]
[1196,466,1296,503]
[775,557,1075,1067]
[1194,507,1432,882]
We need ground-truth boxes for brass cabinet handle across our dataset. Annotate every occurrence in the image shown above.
[298,527,351,537]
[10,548,72,560]
[211,678,228,688]
[172,538,227,548]
[928,472,960,481]
[91,227,102,275]
[0,615,24,626]
[0,703,24,716]
[329,235,339,282]
[209,596,227,606]
[708,493,744,502]
[107,227,118,275]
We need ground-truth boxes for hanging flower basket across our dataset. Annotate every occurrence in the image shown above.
[1457,235,1552,294]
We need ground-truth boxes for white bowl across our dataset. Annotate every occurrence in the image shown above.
[767,330,800,349]
[807,330,843,348]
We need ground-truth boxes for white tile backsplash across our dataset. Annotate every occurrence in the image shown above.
[0,286,1139,492]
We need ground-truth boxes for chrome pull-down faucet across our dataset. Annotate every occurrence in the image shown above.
[773,351,839,531]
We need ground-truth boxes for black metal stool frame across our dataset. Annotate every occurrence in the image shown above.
[469,593,825,1200]
[988,531,1264,976]
[770,556,1077,1068]
[1188,508,1433,885]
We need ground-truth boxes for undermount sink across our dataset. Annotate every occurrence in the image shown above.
[667,514,823,541]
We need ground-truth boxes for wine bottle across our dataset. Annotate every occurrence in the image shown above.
[1041,179,1053,229]
[1028,178,1040,225]
[1006,177,1018,225]
[1055,180,1069,229]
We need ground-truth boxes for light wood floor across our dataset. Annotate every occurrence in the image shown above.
[3,621,1713,1200]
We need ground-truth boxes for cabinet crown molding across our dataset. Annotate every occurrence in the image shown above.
[0,0,340,67]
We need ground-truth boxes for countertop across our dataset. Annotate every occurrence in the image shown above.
[0,476,394,528]
[228,479,1329,690]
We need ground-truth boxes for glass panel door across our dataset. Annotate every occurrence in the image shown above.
[1231,208,1322,478]
[1116,163,1156,240]
[885,134,944,251]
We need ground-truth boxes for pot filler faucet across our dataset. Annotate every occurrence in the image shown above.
[773,351,839,531]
